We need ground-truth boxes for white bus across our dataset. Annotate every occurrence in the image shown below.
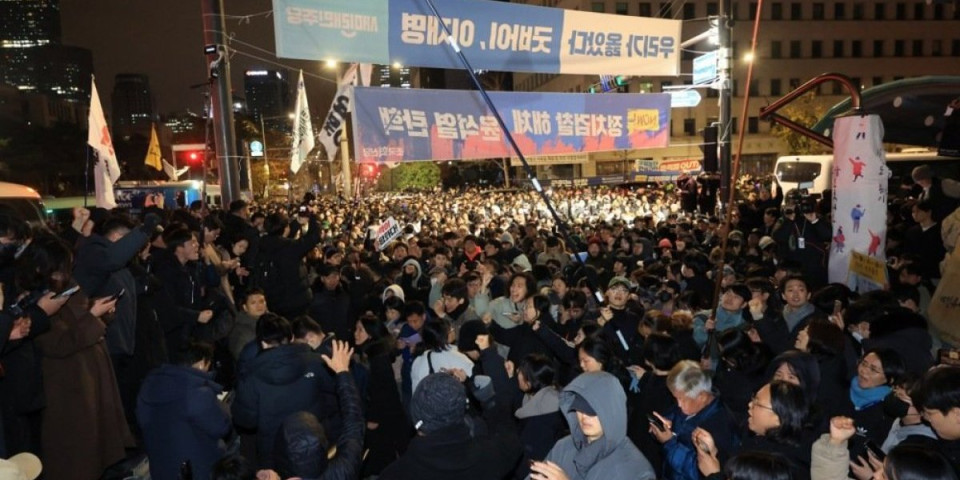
[774,151,958,197]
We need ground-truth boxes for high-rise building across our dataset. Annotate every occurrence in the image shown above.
[378,64,412,89]
[0,0,91,104]
[0,0,61,48]
[111,74,155,139]
[512,0,959,179]
[244,69,291,131]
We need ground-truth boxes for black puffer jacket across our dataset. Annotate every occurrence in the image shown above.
[255,218,320,318]
[232,342,338,468]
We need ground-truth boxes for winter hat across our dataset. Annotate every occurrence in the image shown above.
[500,232,515,245]
[759,236,776,251]
[0,453,41,480]
[658,238,673,249]
[457,320,490,353]
[411,373,466,434]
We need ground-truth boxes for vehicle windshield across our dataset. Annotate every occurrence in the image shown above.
[776,162,821,183]
[0,198,46,227]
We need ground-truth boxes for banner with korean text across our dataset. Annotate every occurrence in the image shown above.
[352,87,671,163]
[273,0,681,77]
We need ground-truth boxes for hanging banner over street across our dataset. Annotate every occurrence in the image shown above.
[273,0,681,77]
[352,87,671,163]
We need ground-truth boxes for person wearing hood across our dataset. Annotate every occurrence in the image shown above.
[379,372,522,480]
[232,313,338,468]
[137,342,231,480]
[396,257,430,304]
[382,284,405,304]
[529,371,655,480]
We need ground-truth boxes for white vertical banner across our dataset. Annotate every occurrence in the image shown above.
[87,76,121,209]
[317,64,357,161]
[290,70,315,174]
[828,114,889,291]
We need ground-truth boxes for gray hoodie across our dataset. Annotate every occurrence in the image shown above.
[534,372,655,480]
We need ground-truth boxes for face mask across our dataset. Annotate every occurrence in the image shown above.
[851,331,864,343]
[883,393,910,419]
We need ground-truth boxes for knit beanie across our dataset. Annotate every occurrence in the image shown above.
[410,373,466,434]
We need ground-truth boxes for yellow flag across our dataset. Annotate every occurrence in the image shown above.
[144,124,162,171]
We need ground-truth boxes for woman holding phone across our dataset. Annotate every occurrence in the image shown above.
[19,234,132,480]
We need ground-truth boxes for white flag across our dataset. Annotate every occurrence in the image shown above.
[317,63,359,161]
[290,70,315,174]
[161,158,190,181]
[87,76,121,209]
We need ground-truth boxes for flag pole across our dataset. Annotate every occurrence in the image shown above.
[83,146,90,207]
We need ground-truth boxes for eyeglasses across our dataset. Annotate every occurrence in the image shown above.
[750,395,774,411]
[859,359,884,376]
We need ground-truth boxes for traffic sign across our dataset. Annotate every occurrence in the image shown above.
[693,51,718,85]
[250,140,264,157]
[669,90,702,108]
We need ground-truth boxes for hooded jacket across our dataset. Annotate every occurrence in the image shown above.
[137,364,231,480]
[537,371,655,480]
[514,386,565,480]
[396,258,430,304]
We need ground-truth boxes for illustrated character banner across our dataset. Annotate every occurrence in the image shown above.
[828,114,889,291]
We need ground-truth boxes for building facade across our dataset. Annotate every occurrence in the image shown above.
[0,0,91,104]
[244,69,291,131]
[513,0,960,180]
[111,74,155,139]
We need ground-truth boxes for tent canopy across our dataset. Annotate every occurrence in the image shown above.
[812,76,960,148]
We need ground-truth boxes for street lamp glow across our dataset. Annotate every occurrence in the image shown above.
[392,62,402,69]
[324,59,338,68]
[742,52,755,63]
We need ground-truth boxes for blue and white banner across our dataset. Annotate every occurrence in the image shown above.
[352,87,671,163]
[828,114,889,291]
[273,0,681,76]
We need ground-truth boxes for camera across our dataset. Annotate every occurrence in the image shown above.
[800,198,816,214]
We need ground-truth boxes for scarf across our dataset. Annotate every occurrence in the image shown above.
[850,377,891,411]
[783,302,816,333]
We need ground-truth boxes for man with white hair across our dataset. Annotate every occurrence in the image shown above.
[649,360,739,480]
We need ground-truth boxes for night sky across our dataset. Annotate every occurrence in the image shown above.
[60,0,337,115]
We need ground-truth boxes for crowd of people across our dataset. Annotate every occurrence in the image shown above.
[0,164,959,480]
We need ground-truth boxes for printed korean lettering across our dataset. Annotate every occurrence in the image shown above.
[400,13,427,44]
[574,113,590,136]
[379,107,428,136]
[604,33,623,57]
[513,109,533,135]
[489,23,538,52]
[626,35,677,58]
[607,115,624,136]
[531,26,553,53]
[568,30,606,56]
[434,113,459,139]
[479,116,501,141]
[457,114,480,139]
[592,114,608,137]
[425,16,475,47]
[532,111,552,135]
[556,112,575,136]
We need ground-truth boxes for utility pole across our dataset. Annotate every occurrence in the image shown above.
[202,0,242,205]
[717,0,733,205]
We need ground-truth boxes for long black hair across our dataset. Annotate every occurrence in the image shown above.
[518,353,558,394]
[884,444,959,480]
[723,451,795,480]
[764,380,812,444]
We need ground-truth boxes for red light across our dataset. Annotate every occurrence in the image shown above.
[189,152,199,161]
